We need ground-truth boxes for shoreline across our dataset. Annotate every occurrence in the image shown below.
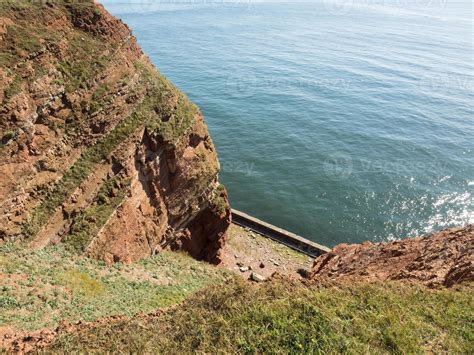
[231,209,331,257]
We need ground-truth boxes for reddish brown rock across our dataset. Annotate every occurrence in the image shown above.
[0,1,230,263]
[311,225,473,287]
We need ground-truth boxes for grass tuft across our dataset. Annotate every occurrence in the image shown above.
[58,270,105,298]
[63,176,130,253]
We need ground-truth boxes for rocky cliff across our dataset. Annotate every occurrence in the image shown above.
[0,1,231,263]
[311,225,473,287]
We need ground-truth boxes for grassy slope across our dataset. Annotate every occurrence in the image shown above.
[0,244,231,331]
[1,237,472,353]
[47,279,473,353]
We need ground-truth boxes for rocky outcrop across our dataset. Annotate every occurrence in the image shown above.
[0,1,230,263]
[311,225,473,287]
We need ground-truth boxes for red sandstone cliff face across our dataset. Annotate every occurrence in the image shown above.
[0,1,230,263]
[311,225,473,287]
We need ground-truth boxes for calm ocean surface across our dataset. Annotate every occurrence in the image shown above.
[102,1,473,247]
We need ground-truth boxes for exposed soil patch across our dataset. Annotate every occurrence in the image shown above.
[220,224,313,281]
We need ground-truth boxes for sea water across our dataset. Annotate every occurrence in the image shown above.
[102,0,473,246]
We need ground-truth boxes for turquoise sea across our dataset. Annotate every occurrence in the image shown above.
[102,1,473,247]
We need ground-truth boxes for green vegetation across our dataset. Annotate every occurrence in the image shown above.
[3,74,22,100]
[0,1,95,16]
[0,53,14,68]
[23,61,198,240]
[63,177,130,252]
[47,279,474,353]
[211,184,228,215]
[0,8,60,91]
[57,32,110,92]
[22,91,151,238]
[58,270,105,298]
[2,0,199,242]
[152,94,198,143]
[3,23,42,58]
[0,0,106,105]
[0,243,231,331]
[138,62,198,144]
[89,83,111,114]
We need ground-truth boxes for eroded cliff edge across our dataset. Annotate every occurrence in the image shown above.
[0,1,231,263]
[311,225,473,287]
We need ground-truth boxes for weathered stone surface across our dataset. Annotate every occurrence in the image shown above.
[311,225,473,287]
[0,1,230,264]
[250,272,266,283]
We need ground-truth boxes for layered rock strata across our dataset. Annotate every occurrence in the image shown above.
[0,1,231,263]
